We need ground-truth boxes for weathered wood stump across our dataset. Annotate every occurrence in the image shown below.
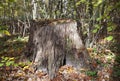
[26,19,92,79]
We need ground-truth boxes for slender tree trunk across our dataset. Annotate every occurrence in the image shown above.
[32,0,38,20]
[86,0,93,47]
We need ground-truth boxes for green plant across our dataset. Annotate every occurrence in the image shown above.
[113,67,120,77]
[86,70,97,77]
[115,56,120,63]
[96,59,102,64]
[0,56,18,67]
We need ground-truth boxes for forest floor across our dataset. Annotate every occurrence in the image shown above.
[0,35,120,81]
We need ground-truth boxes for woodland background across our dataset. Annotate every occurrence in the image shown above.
[0,0,120,81]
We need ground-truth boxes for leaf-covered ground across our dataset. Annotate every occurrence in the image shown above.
[0,35,120,81]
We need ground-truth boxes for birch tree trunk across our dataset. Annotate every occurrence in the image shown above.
[32,0,38,20]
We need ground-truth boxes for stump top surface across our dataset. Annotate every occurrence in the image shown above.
[33,19,76,26]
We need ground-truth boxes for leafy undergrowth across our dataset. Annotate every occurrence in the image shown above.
[0,35,119,81]
[0,35,28,57]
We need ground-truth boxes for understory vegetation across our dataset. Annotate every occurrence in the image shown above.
[0,0,120,81]
[0,35,120,81]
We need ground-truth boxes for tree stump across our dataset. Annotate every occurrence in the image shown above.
[26,19,92,79]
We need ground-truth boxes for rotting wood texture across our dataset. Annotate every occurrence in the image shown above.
[26,19,92,79]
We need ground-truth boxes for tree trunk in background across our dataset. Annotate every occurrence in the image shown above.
[86,0,93,48]
[32,0,38,20]
[26,19,92,79]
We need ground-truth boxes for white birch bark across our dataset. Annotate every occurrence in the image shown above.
[32,0,38,20]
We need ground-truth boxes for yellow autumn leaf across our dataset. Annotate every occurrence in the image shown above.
[66,67,74,73]
[9,57,15,60]
[23,65,29,71]
[0,30,10,37]
[16,72,25,77]
[4,30,11,36]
